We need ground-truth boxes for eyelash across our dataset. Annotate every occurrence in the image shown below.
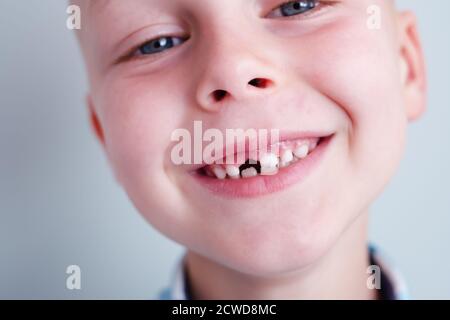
[117,0,333,63]
[268,0,326,19]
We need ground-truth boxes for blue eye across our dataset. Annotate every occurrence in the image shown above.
[271,0,319,18]
[137,36,186,55]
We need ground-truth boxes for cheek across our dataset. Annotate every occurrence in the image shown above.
[290,17,407,181]
[94,76,204,242]
[96,76,186,191]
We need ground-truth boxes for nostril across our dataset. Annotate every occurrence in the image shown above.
[212,89,228,102]
[248,78,271,89]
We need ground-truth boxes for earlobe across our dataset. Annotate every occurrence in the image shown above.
[397,11,427,122]
[87,95,106,146]
[86,96,124,186]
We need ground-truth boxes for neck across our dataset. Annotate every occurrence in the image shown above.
[185,210,376,300]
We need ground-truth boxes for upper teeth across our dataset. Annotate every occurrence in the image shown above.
[293,144,309,159]
[259,153,279,176]
[280,149,294,168]
[205,138,320,179]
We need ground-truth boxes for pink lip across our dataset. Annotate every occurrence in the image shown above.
[186,130,334,172]
[190,134,335,198]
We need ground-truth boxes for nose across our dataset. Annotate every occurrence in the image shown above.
[194,34,282,112]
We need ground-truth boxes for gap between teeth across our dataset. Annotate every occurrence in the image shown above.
[206,141,318,180]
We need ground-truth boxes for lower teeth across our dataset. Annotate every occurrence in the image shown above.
[239,160,261,175]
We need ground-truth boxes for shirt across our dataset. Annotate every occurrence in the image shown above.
[158,245,409,300]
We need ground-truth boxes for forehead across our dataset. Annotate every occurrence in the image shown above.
[75,0,395,46]
[81,0,172,11]
[77,0,396,20]
[89,0,108,10]
[76,0,396,40]
[80,0,396,8]
[79,0,176,22]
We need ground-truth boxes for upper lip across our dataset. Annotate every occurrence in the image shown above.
[185,130,335,173]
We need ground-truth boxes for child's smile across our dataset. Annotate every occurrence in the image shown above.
[191,133,334,198]
[74,0,426,298]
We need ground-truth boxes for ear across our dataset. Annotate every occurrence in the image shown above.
[397,11,427,122]
[87,95,106,147]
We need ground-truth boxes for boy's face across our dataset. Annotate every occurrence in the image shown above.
[78,0,426,275]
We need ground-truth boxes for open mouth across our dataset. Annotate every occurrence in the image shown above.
[197,136,325,180]
[191,133,334,198]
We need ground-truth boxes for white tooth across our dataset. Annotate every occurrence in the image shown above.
[225,165,240,179]
[280,149,294,166]
[293,144,309,159]
[279,161,289,168]
[259,153,279,168]
[261,166,279,176]
[241,167,258,178]
[259,153,279,176]
[212,166,227,180]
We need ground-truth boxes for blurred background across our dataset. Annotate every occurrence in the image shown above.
[0,0,449,299]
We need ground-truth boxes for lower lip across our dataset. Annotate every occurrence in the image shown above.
[191,135,334,198]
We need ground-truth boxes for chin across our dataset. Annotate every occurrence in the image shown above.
[197,210,342,278]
